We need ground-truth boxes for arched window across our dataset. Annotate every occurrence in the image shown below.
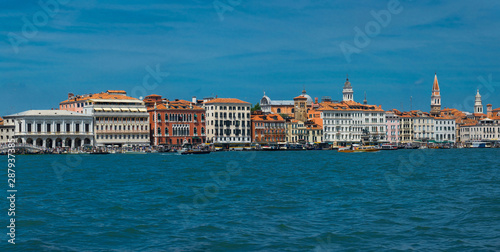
[201,114,205,121]
[166,114,169,121]
[157,127,161,135]
[277,108,281,113]
[194,127,197,134]
[157,113,161,122]
[201,127,205,134]
[165,127,169,136]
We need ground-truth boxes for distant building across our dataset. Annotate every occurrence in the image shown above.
[260,89,313,115]
[286,120,307,143]
[0,117,15,144]
[3,110,93,148]
[204,98,252,144]
[411,111,435,141]
[251,112,286,144]
[319,77,386,145]
[144,95,206,146]
[430,73,442,117]
[60,90,150,147]
[385,111,400,144]
[460,117,500,142]
[434,116,456,143]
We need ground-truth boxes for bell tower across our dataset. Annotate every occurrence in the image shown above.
[430,73,441,116]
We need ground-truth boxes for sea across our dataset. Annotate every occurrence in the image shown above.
[1,149,499,251]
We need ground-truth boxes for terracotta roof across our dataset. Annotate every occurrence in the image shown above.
[0,117,3,126]
[316,100,384,112]
[251,114,285,122]
[293,96,308,100]
[60,92,139,104]
[148,99,204,111]
[204,98,250,104]
[493,107,500,112]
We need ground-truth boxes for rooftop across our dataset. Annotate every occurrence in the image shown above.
[204,98,250,105]
[6,110,91,117]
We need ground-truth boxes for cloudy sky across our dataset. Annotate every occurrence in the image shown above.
[1,0,499,116]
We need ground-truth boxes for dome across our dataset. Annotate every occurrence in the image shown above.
[302,94,313,104]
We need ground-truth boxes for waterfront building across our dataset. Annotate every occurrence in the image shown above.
[430,73,442,117]
[251,112,286,144]
[293,94,308,122]
[286,119,308,143]
[0,117,15,144]
[3,110,93,148]
[143,95,206,146]
[60,90,150,147]
[319,77,386,145]
[385,111,400,144]
[398,112,414,144]
[460,117,500,142]
[204,98,252,144]
[434,116,456,143]
[411,111,435,142]
[305,120,323,143]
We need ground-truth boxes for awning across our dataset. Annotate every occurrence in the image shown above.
[138,108,147,112]
[103,108,112,112]
[121,108,130,112]
[94,108,103,112]
[112,108,121,112]
[192,137,200,140]
[130,108,139,112]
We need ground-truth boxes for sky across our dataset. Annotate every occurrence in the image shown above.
[1,0,499,116]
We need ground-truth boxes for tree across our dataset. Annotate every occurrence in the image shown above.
[251,103,261,112]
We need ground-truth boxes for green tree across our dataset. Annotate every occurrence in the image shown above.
[251,103,261,112]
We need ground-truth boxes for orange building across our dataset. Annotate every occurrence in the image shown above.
[144,95,206,146]
[251,112,286,144]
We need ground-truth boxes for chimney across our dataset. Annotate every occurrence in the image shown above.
[192,96,197,104]
[487,104,493,118]
[315,97,318,104]
[68,93,74,99]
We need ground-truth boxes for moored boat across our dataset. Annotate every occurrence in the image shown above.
[380,144,398,150]
[338,144,380,153]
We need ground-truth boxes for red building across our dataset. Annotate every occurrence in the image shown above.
[251,112,286,144]
[144,95,206,146]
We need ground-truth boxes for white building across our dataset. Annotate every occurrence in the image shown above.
[3,110,94,148]
[60,90,150,147]
[460,118,500,142]
[434,117,456,143]
[412,111,435,141]
[204,98,252,144]
[319,77,386,144]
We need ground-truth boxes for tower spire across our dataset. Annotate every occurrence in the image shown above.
[431,73,441,116]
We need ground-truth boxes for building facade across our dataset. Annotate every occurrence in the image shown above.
[4,110,93,148]
[251,113,286,144]
[0,117,15,144]
[144,95,206,146]
[460,118,500,142]
[386,111,400,144]
[434,117,456,143]
[411,111,435,141]
[204,98,252,144]
[60,90,150,147]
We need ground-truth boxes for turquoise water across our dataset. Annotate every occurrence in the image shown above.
[1,149,499,251]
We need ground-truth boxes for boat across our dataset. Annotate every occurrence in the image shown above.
[380,144,398,150]
[338,144,380,153]
[178,140,211,155]
[124,151,147,154]
[90,149,110,155]
[471,141,488,148]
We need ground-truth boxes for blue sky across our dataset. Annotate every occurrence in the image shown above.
[1,0,499,116]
